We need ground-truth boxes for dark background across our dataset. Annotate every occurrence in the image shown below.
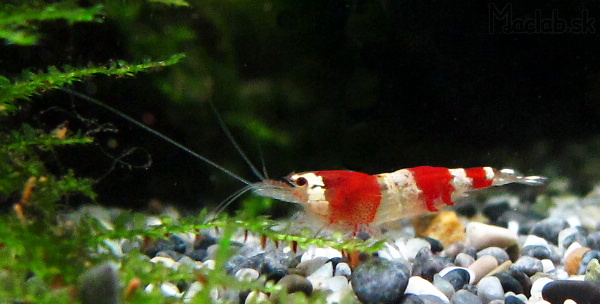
[3,0,600,212]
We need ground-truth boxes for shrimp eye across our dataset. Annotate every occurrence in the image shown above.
[295,177,308,186]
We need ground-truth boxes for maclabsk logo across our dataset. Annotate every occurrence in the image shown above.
[489,3,596,34]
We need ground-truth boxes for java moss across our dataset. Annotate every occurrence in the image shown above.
[0,2,380,303]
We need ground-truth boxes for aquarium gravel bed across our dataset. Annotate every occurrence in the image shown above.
[53,186,600,304]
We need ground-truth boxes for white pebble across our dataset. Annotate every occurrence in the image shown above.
[146,216,162,226]
[202,259,216,270]
[404,276,450,304]
[235,268,260,282]
[301,245,342,262]
[541,259,555,273]
[530,277,554,300]
[405,238,431,261]
[150,256,178,269]
[524,235,550,248]
[183,281,203,303]
[334,262,351,277]
[378,242,404,261]
[160,282,181,298]
[307,262,334,290]
[326,284,353,304]
[245,291,269,304]
[466,222,518,250]
[327,276,349,293]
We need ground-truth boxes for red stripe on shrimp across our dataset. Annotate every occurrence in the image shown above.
[465,167,494,189]
[408,166,455,212]
[315,170,382,229]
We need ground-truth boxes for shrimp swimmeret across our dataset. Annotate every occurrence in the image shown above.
[252,167,546,234]
[66,90,547,235]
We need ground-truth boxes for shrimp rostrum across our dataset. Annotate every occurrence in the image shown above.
[253,166,546,234]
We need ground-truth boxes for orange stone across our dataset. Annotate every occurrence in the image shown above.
[413,211,466,247]
[565,247,591,275]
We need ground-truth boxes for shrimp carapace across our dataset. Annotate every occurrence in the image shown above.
[253,166,546,234]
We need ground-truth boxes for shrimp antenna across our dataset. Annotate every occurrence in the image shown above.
[208,101,266,181]
[60,88,251,186]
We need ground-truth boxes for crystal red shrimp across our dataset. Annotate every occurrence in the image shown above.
[253,167,546,234]
[64,91,547,235]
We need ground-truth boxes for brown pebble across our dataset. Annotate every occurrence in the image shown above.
[468,255,498,283]
[413,211,465,247]
[565,247,591,275]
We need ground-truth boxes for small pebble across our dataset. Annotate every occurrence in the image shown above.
[585,258,600,281]
[420,236,444,253]
[587,231,600,250]
[235,268,260,282]
[541,259,555,273]
[450,289,481,304]
[530,277,553,300]
[477,247,510,264]
[466,222,518,250]
[412,247,452,281]
[495,272,524,294]
[455,253,476,268]
[326,276,348,293]
[276,274,313,295]
[307,262,334,290]
[433,274,455,300]
[520,245,552,260]
[405,276,450,304]
[79,263,120,304]
[414,211,466,247]
[529,218,569,245]
[440,267,473,290]
[469,255,499,283]
[565,246,591,275]
[150,256,178,269]
[351,258,410,304]
[301,245,342,262]
[511,256,544,276]
[406,238,432,260]
[523,235,550,248]
[334,262,351,277]
[504,294,527,304]
[579,250,600,275]
[245,291,269,304]
[477,276,504,304]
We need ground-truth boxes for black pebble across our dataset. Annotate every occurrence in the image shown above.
[520,245,552,260]
[225,250,291,279]
[450,289,482,304]
[579,250,600,275]
[420,237,444,253]
[483,199,510,222]
[529,218,569,245]
[505,294,526,304]
[442,268,471,291]
[507,268,532,297]
[351,257,410,304]
[188,248,207,261]
[511,256,544,277]
[495,272,524,294]
[400,294,425,304]
[455,201,477,218]
[542,280,600,304]
[412,247,452,281]
[587,232,600,250]
[193,234,216,250]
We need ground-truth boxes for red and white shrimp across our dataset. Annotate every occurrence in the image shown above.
[67,91,547,235]
[253,167,546,234]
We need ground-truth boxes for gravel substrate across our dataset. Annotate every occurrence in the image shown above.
[75,186,600,304]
